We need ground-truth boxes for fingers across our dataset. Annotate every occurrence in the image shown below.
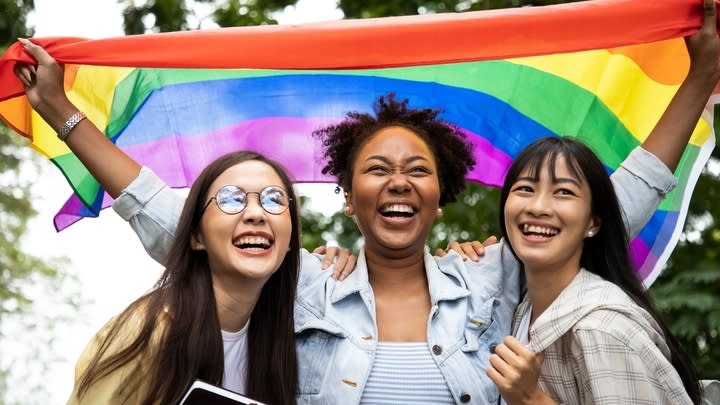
[701,0,718,32]
[17,38,55,65]
[318,246,334,269]
[703,0,716,19]
[444,240,479,261]
[488,349,517,384]
[318,246,357,280]
[486,363,507,389]
[482,235,498,246]
[435,247,447,257]
[333,253,357,281]
[494,337,537,371]
[330,247,349,272]
[13,64,35,87]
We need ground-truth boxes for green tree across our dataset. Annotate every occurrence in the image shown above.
[650,145,720,378]
[338,0,583,19]
[120,0,297,34]
[130,0,720,380]
[0,1,85,403]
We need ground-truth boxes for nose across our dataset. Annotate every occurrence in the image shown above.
[387,172,411,193]
[242,193,266,223]
[525,191,552,217]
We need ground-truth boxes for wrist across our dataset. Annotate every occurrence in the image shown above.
[35,96,79,131]
[686,65,720,88]
[525,387,555,405]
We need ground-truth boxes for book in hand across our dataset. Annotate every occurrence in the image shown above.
[179,379,267,405]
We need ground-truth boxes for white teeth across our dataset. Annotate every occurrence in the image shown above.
[522,224,558,236]
[233,236,271,247]
[381,204,414,214]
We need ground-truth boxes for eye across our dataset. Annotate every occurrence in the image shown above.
[262,187,288,206]
[217,187,247,211]
[511,184,533,193]
[406,166,431,176]
[367,165,391,174]
[555,188,577,196]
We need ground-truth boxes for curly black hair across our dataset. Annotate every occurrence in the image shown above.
[313,93,476,206]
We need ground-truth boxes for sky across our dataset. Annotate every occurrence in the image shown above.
[5,0,345,403]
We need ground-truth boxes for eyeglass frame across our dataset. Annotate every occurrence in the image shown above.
[201,185,293,216]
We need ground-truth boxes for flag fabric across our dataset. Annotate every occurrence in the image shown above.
[0,0,716,287]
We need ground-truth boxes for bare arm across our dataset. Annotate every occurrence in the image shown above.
[14,38,140,198]
[642,0,720,172]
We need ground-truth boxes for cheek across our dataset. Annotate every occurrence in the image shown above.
[272,215,294,245]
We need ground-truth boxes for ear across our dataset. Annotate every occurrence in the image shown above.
[585,216,601,238]
[191,231,206,251]
[344,191,354,216]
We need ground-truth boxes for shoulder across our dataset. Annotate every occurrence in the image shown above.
[69,304,162,404]
[436,242,517,283]
[75,302,163,371]
[569,302,668,363]
[297,249,334,290]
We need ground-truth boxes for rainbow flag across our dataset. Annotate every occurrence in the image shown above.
[0,0,716,287]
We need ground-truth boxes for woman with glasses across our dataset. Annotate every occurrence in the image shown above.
[13,41,359,405]
[68,150,300,405]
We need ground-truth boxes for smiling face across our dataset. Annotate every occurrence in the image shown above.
[503,154,600,275]
[345,125,442,258]
[191,160,293,283]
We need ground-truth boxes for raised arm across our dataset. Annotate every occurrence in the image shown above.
[641,0,720,172]
[14,39,140,198]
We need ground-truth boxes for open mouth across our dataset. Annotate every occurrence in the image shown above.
[232,235,274,250]
[521,224,559,237]
[380,203,416,218]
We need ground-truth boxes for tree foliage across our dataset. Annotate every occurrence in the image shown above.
[0,2,85,403]
[120,0,297,34]
[338,0,583,19]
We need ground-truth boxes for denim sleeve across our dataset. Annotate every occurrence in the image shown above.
[111,167,184,264]
[611,147,677,239]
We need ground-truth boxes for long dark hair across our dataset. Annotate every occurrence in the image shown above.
[499,137,701,404]
[77,151,300,405]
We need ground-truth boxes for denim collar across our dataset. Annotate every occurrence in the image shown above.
[329,246,470,305]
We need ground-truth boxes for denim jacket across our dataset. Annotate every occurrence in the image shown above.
[111,147,675,404]
[294,244,519,404]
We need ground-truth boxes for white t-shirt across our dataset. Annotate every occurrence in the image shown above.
[221,321,249,393]
[499,305,532,405]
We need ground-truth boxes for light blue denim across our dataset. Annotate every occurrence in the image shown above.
[112,147,675,404]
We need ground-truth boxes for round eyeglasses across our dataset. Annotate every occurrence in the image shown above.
[202,185,291,215]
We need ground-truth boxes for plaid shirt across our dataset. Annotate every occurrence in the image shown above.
[516,269,692,405]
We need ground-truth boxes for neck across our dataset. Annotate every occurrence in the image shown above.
[364,246,428,290]
[212,273,266,332]
[524,263,580,325]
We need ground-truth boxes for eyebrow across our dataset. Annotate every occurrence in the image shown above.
[516,175,582,188]
[365,155,430,164]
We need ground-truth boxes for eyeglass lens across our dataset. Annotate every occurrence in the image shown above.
[214,185,290,215]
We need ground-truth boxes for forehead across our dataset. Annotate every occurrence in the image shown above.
[357,125,434,160]
[210,160,284,192]
[519,154,585,184]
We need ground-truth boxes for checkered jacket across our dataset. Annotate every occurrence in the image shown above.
[516,269,692,405]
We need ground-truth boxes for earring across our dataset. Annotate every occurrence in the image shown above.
[344,206,352,216]
[587,231,594,237]
[437,208,443,218]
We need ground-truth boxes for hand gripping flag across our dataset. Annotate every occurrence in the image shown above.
[0,0,717,286]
